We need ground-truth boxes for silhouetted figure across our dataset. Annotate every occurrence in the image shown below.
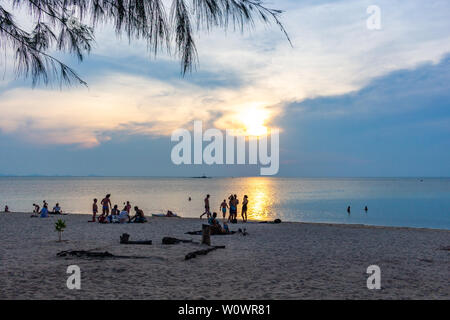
[200,194,211,219]
[364,206,368,212]
[347,206,351,214]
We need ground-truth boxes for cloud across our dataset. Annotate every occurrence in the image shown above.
[1,0,450,149]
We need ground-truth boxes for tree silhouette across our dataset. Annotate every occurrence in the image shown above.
[0,0,290,86]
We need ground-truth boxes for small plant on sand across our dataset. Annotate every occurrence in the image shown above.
[55,219,66,242]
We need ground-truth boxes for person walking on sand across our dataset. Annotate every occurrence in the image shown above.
[101,194,111,216]
[220,199,228,219]
[241,195,249,222]
[200,194,211,219]
[91,198,98,222]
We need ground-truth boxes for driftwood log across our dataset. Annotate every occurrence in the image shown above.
[185,245,226,260]
[56,250,149,259]
[202,224,211,245]
[120,233,152,245]
[162,237,193,245]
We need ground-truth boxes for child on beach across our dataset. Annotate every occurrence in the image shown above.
[220,200,228,219]
[91,199,98,222]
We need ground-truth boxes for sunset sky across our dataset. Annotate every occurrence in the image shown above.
[1,0,450,176]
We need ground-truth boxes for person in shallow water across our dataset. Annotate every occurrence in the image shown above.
[347,206,351,214]
[364,206,368,212]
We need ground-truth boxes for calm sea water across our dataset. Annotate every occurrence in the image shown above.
[0,177,449,229]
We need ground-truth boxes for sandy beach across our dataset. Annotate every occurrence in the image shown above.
[0,212,448,300]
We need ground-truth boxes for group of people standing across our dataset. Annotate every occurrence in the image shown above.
[200,193,249,223]
[91,194,146,223]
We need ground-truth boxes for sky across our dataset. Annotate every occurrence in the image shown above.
[0,0,449,177]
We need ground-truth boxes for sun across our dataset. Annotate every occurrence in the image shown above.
[240,107,269,136]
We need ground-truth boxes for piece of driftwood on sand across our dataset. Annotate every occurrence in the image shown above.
[185,245,226,260]
[120,233,152,245]
[162,237,194,245]
[56,250,150,259]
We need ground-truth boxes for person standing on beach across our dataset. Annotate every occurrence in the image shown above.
[125,201,131,214]
[91,199,98,222]
[220,199,228,219]
[200,194,211,219]
[101,194,111,216]
[241,195,248,222]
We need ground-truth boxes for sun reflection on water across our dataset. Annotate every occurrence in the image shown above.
[242,177,274,221]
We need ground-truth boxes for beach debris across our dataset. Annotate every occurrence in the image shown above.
[259,218,282,224]
[120,233,152,245]
[202,224,211,245]
[162,237,193,245]
[56,250,150,259]
[238,228,249,236]
[185,246,226,260]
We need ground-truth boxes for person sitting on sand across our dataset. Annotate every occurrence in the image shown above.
[119,206,130,223]
[91,199,98,222]
[40,203,49,218]
[107,205,120,223]
[130,206,147,223]
[220,199,228,219]
[33,203,40,213]
[52,203,62,214]
[166,210,177,217]
[208,212,228,234]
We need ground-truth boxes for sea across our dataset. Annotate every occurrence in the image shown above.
[0,177,449,229]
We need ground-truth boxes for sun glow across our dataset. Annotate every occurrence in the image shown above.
[239,106,270,136]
